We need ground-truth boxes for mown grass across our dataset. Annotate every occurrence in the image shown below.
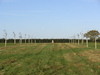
[0,43,100,75]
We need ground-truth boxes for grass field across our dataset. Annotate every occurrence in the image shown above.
[0,43,100,75]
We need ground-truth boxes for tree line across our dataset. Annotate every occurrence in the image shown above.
[0,38,100,43]
[1,30,100,49]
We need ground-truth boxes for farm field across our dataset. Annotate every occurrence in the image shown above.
[0,43,100,75]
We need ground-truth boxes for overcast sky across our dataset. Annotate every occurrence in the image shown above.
[0,0,100,39]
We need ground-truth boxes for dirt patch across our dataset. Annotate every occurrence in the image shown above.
[53,43,62,50]
[53,43,70,50]
[65,43,79,48]
[63,53,77,62]
[78,50,100,63]
[65,43,86,48]
[2,59,17,64]
[73,62,85,67]
[20,48,28,50]
[60,44,70,49]
[0,71,4,75]
[63,54,73,61]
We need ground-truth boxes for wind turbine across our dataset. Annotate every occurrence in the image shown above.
[4,30,7,47]
[28,35,30,43]
[13,32,16,44]
[25,34,26,43]
[19,32,22,44]
[77,34,80,45]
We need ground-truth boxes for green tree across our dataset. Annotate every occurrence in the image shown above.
[85,30,100,40]
[84,30,100,49]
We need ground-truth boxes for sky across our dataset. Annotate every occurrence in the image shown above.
[0,0,100,39]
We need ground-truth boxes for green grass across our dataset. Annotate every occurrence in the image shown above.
[0,43,100,75]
